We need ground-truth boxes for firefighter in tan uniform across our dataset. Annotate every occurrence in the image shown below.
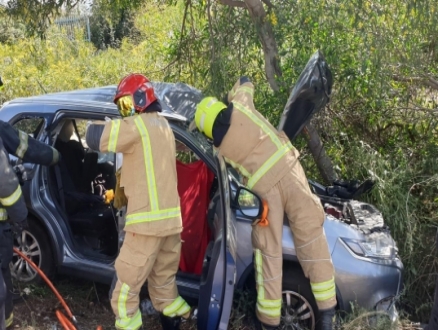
[194,77,336,330]
[85,74,190,330]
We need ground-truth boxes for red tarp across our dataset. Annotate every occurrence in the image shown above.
[177,160,214,275]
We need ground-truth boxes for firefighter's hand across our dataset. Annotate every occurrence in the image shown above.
[239,76,251,85]
[104,189,115,204]
[13,164,27,185]
[11,219,28,241]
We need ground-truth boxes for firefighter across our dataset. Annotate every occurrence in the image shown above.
[194,77,337,330]
[85,74,190,330]
[0,120,60,329]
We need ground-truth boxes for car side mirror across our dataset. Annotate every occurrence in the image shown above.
[234,187,263,219]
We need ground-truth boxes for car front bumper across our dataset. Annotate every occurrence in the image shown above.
[331,238,403,315]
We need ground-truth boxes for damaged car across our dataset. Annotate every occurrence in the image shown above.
[0,52,403,330]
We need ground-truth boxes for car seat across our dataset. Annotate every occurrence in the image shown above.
[82,152,99,193]
[52,148,117,255]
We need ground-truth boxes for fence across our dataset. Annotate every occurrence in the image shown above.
[54,15,91,41]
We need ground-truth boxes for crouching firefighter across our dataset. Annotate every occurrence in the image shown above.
[193,77,337,330]
[0,120,60,329]
[85,74,191,330]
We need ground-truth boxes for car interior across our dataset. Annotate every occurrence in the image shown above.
[46,117,220,280]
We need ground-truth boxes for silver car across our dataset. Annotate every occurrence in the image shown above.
[1,65,402,330]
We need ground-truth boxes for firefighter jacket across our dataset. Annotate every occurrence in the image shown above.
[0,137,27,223]
[219,79,299,195]
[86,112,182,237]
[0,120,60,222]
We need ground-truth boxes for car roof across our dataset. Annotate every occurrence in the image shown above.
[2,85,187,122]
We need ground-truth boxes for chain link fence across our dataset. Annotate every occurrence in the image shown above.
[54,15,91,41]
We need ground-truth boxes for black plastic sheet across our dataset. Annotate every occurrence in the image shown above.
[278,50,333,141]
[152,82,203,121]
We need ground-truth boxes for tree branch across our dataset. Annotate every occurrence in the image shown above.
[261,0,275,9]
[243,0,281,91]
[218,0,247,8]
[392,74,438,90]
[148,0,190,75]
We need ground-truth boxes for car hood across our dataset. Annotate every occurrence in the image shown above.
[278,50,333,141]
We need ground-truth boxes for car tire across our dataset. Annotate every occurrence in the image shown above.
[251,265,322,330]
[11,219,55,284]
[281,266,321,330]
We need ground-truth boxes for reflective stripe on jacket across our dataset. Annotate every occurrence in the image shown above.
[99,112,182,237]
[0,208,8,221]
[220,79,299,195]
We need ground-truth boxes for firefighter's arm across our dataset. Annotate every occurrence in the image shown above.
[0,143,27,223]
[0,120,60,166]
[227,76,254,104]
[87,119,135,154]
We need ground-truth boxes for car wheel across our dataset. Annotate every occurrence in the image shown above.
[10,219,55,283]
[281,267,320,330]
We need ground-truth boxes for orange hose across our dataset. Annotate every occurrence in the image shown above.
[56,310,76,330]
[13,247,104,330]
[13,247,74,319]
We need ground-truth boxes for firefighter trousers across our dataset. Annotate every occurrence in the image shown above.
[252,163,336,326]
[0,224,13,329]
[110,232,190,330]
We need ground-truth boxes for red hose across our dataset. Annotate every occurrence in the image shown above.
[13,247,103,330]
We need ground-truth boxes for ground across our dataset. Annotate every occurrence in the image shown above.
[10,276,258,330]
[9,276,427,330]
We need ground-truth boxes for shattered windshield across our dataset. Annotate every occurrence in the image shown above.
[187,126,214,157]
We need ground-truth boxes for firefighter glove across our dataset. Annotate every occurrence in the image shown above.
[13,164,28,186]
[114,169,128,209]
[10,219,28,240]
[104,189,115,204]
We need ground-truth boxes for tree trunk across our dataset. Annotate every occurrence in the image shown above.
[220,0,337,184]
[243,0,281,92]
[302,124,338,184]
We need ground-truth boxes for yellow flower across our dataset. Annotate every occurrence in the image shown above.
[269,12,278,26]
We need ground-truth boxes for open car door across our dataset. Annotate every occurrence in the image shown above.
[197,152,237,330]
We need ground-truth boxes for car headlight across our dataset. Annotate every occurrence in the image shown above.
[341,232,396,259]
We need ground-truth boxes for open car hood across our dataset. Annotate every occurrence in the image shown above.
[278,50,333,141]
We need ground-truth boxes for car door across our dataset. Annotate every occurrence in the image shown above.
[197,152,237,330]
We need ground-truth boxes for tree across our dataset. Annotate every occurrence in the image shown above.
[4,0,82,37]
[217,0,338,184]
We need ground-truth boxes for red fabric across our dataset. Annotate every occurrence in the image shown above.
[177,160,214,275]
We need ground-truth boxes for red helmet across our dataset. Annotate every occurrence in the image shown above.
[114,73,157,116]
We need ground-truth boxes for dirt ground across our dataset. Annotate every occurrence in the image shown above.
[11,276,200,330]
[10,276,259,330]
[8,275,427,330]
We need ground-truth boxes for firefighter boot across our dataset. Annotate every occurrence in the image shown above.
[159,314,181,330]
[320,307,335,330]
[5,313,12,328]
